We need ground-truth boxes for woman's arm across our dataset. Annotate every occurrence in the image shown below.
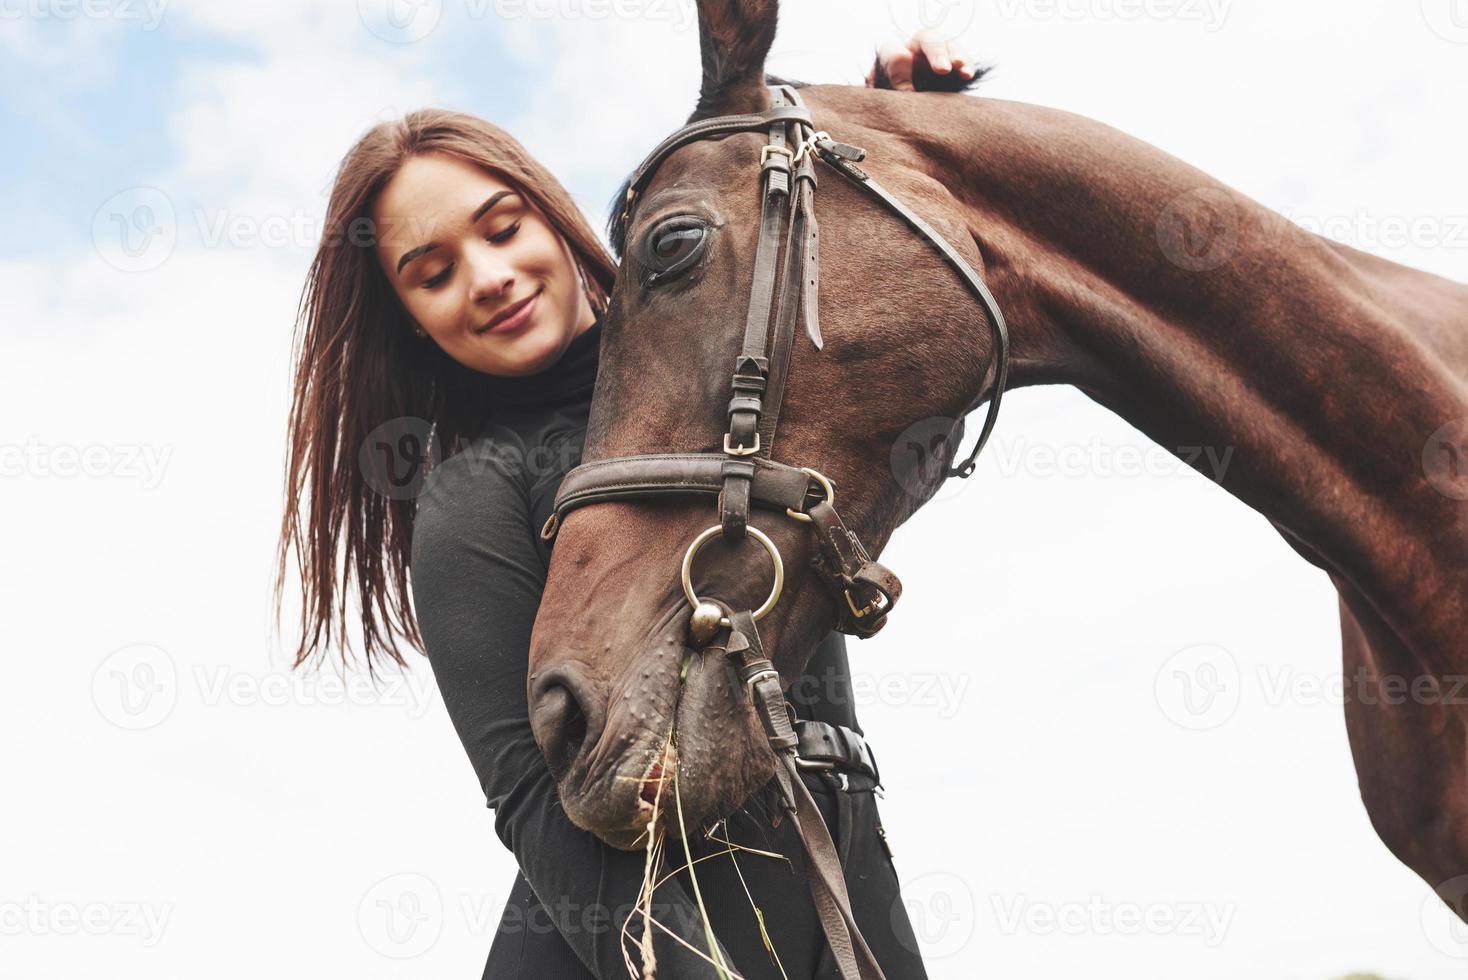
[410,447,735,978]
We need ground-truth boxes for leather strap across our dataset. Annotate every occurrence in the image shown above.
[806,500,902,638]
[620,105,815,217]
[541,453,820,540]
[726,610,889,980]
[809,136,1010,478]
[795,720,881,785]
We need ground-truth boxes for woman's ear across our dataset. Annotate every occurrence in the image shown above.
[690,0,779,120]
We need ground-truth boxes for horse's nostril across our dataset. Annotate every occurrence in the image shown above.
[533,683,588,778]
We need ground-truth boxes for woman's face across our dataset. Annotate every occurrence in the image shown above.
[372,152,597,377]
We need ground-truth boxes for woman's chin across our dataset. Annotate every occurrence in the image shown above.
[469,312,566,377]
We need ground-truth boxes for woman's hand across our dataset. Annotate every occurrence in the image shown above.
[866,31,981,91]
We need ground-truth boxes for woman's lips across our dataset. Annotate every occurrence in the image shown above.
[480,289,541,336]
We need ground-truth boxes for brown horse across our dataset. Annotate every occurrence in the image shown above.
[526,0,1468,921]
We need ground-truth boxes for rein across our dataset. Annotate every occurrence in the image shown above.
[543,86,1010,979]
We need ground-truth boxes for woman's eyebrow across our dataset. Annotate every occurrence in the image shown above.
[396,190,520,274]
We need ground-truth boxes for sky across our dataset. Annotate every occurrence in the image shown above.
[3,1,1468,977]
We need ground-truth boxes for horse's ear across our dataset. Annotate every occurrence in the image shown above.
[691,0,778,119]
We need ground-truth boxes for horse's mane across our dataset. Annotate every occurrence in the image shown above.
[605,68,989,256]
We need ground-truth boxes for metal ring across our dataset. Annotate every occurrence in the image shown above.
[786,467,836,523]
[680,524,785,623]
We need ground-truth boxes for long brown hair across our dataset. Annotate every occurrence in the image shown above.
[277,108,617,674]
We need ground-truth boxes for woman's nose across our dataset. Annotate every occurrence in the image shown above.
[466,245,515,303]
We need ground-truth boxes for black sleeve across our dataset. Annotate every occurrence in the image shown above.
[410,451,737,979]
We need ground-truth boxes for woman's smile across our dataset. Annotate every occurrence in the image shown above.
[477,286,542,336]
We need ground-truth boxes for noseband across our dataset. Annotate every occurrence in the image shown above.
[540,85,1010,980]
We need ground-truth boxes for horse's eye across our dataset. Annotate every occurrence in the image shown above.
[640,219,709,284]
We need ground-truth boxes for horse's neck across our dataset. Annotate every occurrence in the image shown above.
[938,97,1468,653]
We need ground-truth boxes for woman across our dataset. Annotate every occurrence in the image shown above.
[279,35,979,980]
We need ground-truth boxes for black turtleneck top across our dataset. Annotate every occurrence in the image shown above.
[410,318,869,978]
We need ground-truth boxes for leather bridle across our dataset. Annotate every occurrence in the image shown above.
[540,85,1010,980]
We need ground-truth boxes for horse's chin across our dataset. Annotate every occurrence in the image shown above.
[556,655,781,851]
[559,768,750,852]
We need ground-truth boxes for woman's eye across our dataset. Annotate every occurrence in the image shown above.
[417,221,522,290]
[487,221,520,244]
[641,220,709,284]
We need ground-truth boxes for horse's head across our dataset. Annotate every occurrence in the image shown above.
[526,0,1006,848]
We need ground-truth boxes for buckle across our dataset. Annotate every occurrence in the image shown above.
[785,466,836,523]
[844,589,889,620]
[791,130,830,167]
[723,432,760,456]
[760,144,793,165]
